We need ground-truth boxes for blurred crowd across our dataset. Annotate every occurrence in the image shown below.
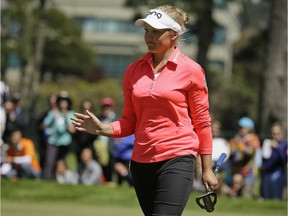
[0,80,287,202]
[194,116,287,202]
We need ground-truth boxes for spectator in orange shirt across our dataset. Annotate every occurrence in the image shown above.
[3,128,41,179]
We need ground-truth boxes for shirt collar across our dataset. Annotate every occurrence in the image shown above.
[141,47,181,68]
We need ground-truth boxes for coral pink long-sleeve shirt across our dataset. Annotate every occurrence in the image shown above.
[111,47,212,163]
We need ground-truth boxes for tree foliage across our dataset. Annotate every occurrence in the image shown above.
[1,0,34,73]
[1,0,95,110]
[41,7,95,80]
[259,0,287,135]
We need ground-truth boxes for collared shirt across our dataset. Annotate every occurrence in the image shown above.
[111,47,212,163]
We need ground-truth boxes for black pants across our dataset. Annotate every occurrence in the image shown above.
[130,155,195,216]
[42,144,70,180]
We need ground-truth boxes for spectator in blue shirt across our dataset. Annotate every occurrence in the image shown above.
[261,122,287,200]
[42,91,75,180]
[113,134,135,186]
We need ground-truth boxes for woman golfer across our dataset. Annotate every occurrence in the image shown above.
[71,5,218,216]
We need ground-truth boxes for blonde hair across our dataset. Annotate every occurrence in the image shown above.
[157,5,188,32]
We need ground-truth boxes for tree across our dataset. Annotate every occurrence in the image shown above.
[41,6,95,81]
[1,0,95,110]
[192,0,215,75]
[259,0,287,134]
[1,0,36,108]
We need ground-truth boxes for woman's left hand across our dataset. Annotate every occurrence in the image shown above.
[71,110,102,135]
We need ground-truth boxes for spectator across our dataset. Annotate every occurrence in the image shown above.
[55,159,79,185]
[261,122,287,201]
[212,119,230,167]
[0,80,9,145]
[79,148,102,186]
[42,91,75,180]
[228,117,261,198]
[3,100,14,142]
[195,119,230,193]
[220,173,245,198]
[3,93,30,143]
[94,97,117,183]
[1,128,40,179]
[36,94,58,172]
[74,99,98,173]
[113,134,135,186]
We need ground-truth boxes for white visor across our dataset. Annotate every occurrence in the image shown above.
[135,9,182,33]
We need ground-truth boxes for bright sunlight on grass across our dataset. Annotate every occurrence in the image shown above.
[1,179,287,216]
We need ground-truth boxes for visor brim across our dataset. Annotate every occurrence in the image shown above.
[135,17,170,30]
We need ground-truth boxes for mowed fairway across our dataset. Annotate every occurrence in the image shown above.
[1,179,287,216]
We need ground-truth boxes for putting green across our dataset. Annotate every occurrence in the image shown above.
[2,200,286,216]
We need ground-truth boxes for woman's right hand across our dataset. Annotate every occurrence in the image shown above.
[71,110,102,135]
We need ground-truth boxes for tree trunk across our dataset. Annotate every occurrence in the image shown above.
[196,0,215,77]
[30,0,46,112]
[20,0,46,111]
[19,2,35,109]
[260,0,287,135]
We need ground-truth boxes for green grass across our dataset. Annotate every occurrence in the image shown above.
[1,179,287,216]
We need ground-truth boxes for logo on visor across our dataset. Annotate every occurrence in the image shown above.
[147,11,162,19]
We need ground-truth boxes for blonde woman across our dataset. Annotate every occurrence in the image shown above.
[72,5,217,215]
